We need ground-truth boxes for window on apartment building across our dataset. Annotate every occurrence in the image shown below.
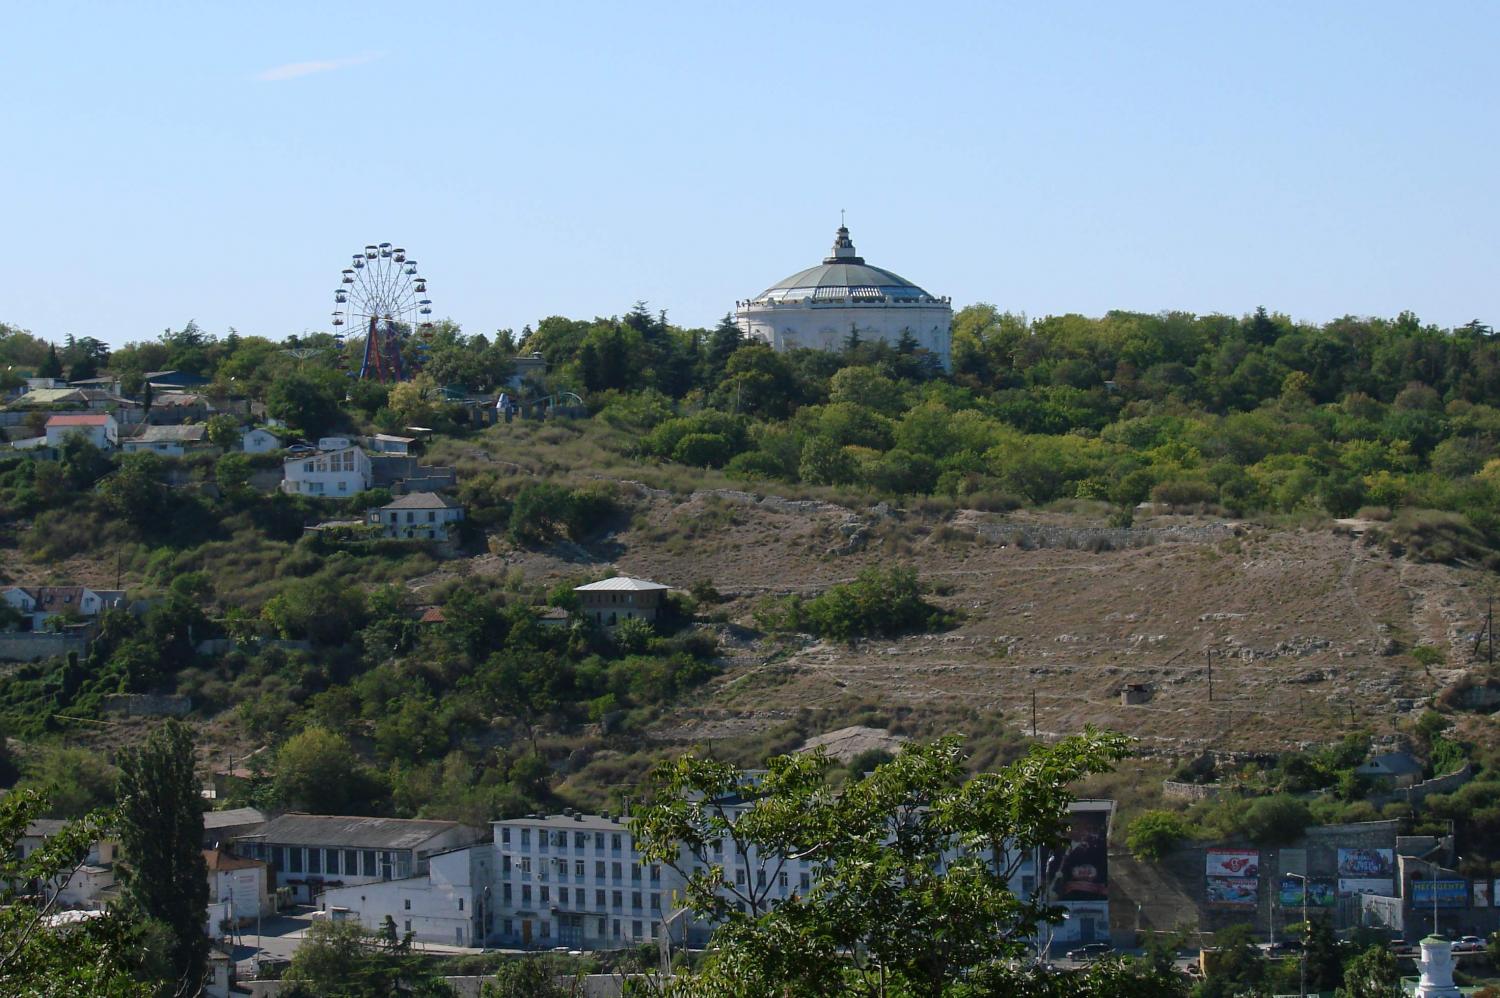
[594,861,604,879]
[404,899,411,911]
[612,919,621,938]
[650,893,660,911]
[631,920,641,938]
[595,889,605,907]
[307,847,322,874]
[503,885,511,903]
[630,891,641,911]
[574,832,587,849]
[522,885,531,903]
[521,829,531,848]
[344,849,358,874]
[520,857,531,875]
[650,864,661,883]
[611,891,622,910]
[458,898,463,911]
[501,828,510,846]
[711,840,723,857]
[800,872,811,891]
[363,851,377,877]
[575,860,585,878]
[404,920,411,933]
[735,869,745,886]
[541,922,550,939]
[557,888,567,905]
[631,865,640,883]
[288,849,303,873]
[503,918,512,936]
[540,886,549,903]
[611,833,621,850]
[598,918,606,936]
[778,871,787,889]
[304,462,314,472]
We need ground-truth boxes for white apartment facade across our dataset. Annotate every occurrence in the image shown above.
[319,844,493,948]
[280,439,372,498]
[44,413,118,450]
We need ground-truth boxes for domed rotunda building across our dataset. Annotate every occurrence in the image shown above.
[735,224,952,370]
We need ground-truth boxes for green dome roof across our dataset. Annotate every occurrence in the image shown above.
[749,226,941,304]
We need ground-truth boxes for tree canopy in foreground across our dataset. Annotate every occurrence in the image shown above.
[630,728,1185,997]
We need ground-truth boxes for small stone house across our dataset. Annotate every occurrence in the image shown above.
[574,577,669,628]
[369,492,464,541]
[1356,751,1426,788]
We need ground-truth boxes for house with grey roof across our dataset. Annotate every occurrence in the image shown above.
[232,813,487,904]
[367,492,464,541]
[574,577,669,628]
[1357,751,1426,788]
[121,423,216,456]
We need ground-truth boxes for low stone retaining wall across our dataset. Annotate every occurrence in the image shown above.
[0,631,91,662]
[102,694,192,717]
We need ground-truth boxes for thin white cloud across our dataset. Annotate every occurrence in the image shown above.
[256,52,383,82]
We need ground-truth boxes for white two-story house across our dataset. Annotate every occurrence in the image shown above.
[281,438,371,498]
[2,586,128,630]
[368,492,465,541]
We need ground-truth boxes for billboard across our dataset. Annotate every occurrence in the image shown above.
[1206,850,1260,879]
[1337,848,1395,879]
[1474,881,1490,908]
[1047,806,1109,901]
[1411,880,1468,909]
[1339,878,1395,897]
[1278,877,1337,908]
[1207,876,1259,907]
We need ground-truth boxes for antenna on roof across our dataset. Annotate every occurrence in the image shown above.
[840,208,845,228]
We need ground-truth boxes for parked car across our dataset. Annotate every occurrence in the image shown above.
[1262,940,1303,956]
[1065,942,1113,962]
[1453,936,1486,953]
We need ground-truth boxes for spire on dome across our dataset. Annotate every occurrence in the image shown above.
[824,221,865,265]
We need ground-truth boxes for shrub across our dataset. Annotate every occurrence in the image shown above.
[1126,810,1192,861]
[1240,794,1313,845]
[1150,479,1217,507]
[758,566,952,642]
[671,433,733,468]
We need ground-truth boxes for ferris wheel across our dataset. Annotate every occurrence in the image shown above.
[330,243,435,381]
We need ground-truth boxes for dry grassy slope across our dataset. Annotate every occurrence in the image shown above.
[450,483,1492,754]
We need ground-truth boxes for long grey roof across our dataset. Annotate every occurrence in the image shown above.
[249,813,479,850]
[494,813,632,833]
[204,807,268,829]
[130,424,208,443]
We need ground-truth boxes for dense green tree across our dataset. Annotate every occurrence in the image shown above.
[36,342,63,379]
[631,730,1133,997]
[114,720,209,995]
[273,726,386,814]
[1126,810,1191,860]
[0,789,151,996]
[97,452,169,529]
[267,370,342,437]
[280,919,453,997]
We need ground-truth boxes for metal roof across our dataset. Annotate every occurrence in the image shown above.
[249,813,478,851]
[574,576,669,592]
[129,424,208,443]
[493,812,631,833]
[380,492,460,510]
[204,807,268,829]
[747,226,940,305]
[46,413,112,426]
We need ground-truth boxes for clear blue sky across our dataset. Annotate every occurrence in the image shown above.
[4,2,1496,349]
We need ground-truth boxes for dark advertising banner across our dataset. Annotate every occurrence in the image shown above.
[1411,880,1468,909]
[1048,806,1109,902]
[1278,877,1336,908]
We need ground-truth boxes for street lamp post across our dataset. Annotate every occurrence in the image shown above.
[1285,872,1309,998]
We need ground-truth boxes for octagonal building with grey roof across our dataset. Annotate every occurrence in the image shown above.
[735,224,952,370]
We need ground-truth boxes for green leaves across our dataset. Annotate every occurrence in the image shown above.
[631,729,1135,997]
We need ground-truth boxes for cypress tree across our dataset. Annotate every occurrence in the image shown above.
[116,720,209,993]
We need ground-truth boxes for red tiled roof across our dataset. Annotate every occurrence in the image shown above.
[419,608,446,624]
[203,849,263,872]
[46,414,112,427]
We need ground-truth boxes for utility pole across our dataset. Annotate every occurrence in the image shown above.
[1031,690,1038,738]
[1206,649,1213,702]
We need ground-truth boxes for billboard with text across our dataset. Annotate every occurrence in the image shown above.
[1206,849,1259,879]
[1278,877,1337,908]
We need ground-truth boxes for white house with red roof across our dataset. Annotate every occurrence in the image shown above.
[44,413,118,450]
